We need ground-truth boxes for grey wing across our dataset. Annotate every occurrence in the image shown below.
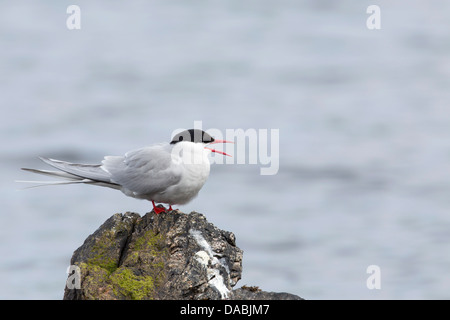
[101,144,182,196]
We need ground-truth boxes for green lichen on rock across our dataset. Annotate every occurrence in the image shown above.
[83,213,138,275]
[127,230,167,265]
[69,214,169,300]
[134,230,161,251]
[119,229,169,295]
[109,267,155,300]
[87,229,120,274]
[76,262,114,300]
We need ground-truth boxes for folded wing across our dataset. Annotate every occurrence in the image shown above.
[102,144,182,196]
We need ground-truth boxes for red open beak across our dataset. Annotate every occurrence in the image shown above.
[205,140,233,157]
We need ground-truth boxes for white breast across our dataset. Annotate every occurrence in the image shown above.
[153,142,211,205]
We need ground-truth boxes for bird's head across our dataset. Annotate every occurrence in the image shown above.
[170,129,232,156]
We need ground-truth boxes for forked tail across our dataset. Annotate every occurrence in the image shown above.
[17,157,120,189]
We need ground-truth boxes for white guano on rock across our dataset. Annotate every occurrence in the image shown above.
[189,229,230,299]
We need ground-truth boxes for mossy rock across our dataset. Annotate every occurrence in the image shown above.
[66,213,171,300]
[64,210,303,300]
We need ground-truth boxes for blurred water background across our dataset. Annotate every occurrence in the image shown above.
[2,0,450,299]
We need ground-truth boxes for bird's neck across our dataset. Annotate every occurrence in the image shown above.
[171,142,211,166]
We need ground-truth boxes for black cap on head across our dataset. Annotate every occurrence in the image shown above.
[170,129,215,145]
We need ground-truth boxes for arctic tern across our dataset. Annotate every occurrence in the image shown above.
[20,129,232,214]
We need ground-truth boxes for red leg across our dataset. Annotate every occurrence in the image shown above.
[152,201,166,214]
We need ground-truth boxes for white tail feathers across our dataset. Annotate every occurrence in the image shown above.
[20,168,82,180]
[15,179,92,189]
[18,157,120,190]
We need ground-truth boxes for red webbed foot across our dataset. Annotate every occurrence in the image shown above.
[152,201,175,214]
[152,201,167,214]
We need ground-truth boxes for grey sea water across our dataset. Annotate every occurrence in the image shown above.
[2,1,450,299]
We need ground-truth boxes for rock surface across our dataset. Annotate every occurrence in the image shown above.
[63,209,302,300]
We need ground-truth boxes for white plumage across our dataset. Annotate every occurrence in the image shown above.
[20,129,231,213]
